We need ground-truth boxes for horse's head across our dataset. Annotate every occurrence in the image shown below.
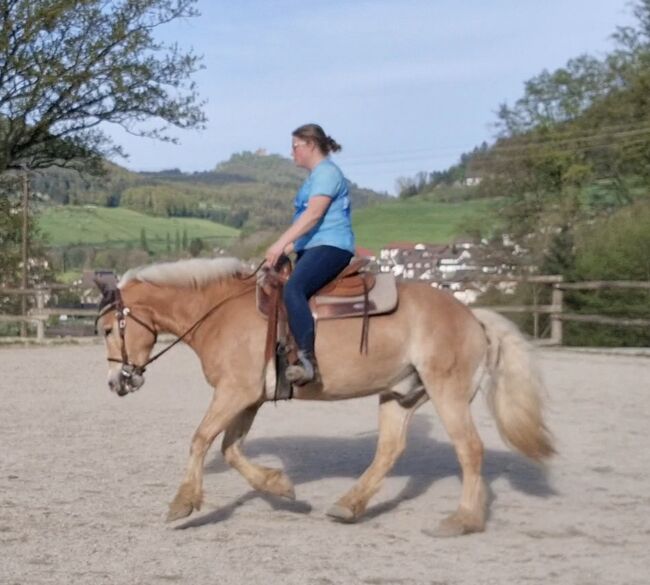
[95,277,158,397]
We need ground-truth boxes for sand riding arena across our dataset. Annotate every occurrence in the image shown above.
[1,343,649,585]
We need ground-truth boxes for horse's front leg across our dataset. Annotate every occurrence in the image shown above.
[167,388,257,522]
[221,405,295,499]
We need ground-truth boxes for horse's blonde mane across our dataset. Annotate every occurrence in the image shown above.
[118,257,246,289]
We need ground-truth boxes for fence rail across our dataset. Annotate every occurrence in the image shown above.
[0,286,94,342]
[2,277,649,345]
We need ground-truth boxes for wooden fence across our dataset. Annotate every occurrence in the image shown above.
[468,277,650,345]
[0,286,96,343]
[1,277,649,345]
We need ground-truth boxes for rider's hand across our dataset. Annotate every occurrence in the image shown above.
[264,240,287,269]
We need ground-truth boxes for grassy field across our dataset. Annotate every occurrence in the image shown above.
[38,206,239,250]
[37,198,500,257]
[352,197,502,252]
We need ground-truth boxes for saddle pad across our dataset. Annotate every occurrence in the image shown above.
[310,272,398,320]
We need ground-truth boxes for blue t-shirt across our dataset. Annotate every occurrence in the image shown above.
[293,159,355,254]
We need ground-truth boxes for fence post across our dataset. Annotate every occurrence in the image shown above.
[550,283,563,345]
[35,289,46,342]
[532,285,539,339]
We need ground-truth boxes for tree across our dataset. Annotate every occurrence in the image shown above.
[139,227,148,252]
[1,176,51,319]
[0,0,205,174]
[0,179,22,286]
[472,0,650,262]
[188,237,203,257]
[564,200,650,346]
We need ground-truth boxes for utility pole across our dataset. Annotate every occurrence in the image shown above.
[20,170,29,337]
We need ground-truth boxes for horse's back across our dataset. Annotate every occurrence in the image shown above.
[301,281,486,399]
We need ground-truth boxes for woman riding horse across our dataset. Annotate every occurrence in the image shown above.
[96,257,554,535]
[264,123,355,386]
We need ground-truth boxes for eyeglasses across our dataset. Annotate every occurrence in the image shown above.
[291,141,308,151]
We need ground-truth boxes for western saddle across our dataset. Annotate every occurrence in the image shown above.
[257,256,398,399]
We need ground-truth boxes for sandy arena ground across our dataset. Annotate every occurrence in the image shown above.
[1,342,649,585]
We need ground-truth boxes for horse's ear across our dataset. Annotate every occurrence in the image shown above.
[94,276,109,294]
[94,275,117,295]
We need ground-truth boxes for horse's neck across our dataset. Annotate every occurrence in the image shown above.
[135,279,247,338]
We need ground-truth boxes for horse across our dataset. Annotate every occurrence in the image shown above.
[95,257,554,536]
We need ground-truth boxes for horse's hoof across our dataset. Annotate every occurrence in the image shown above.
[278,484,296,500]
[326,503,357,523]
[423,513,484,538]
[166,501,194,523]
[264,470,296,500]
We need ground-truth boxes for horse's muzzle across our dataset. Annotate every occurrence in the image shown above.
[108,365,145,397]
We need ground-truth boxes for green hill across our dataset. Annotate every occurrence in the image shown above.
[38,195,502,256]
[32,151,389,233]
[31,152,504,260]
[39,206,239,251]
[352,197,501,252]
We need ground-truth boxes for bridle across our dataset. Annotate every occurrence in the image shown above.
[96,262,264,390]
[96,288,158,382]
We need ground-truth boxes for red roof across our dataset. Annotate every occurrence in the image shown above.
[383,241,449,252]
[355,246,375,258]
[384,241,417,250]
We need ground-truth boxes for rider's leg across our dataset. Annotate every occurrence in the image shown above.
[283,245,353,384]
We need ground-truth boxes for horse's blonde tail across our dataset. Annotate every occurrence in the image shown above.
[472,308,556,462]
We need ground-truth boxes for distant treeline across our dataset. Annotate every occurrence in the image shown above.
[30,151,388,231]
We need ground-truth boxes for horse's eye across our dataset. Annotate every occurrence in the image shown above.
[104,328,113,337]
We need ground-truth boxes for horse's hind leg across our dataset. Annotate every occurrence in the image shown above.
[421,370,487,536]
[327,389,428,522]
[221,405,295,499]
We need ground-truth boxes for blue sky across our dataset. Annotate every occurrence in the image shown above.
[107,0,635,194]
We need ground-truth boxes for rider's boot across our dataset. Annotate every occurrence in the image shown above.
[286,350,319,386]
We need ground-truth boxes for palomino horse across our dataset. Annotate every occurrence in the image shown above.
[95,257,554,535]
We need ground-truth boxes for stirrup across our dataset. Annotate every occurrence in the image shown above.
[286,350,318,386]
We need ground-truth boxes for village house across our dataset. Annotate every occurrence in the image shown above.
[376,237,522,304]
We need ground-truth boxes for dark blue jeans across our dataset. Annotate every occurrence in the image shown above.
[283,245,353,354]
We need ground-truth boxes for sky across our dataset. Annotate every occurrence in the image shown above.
[106,0,636,195]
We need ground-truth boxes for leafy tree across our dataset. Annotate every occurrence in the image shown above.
[0,176,51,318]
[468,0,650,265]
[0,181,23,286]
[139,227,148,252]
[188,237,203,257]
[0,0,205,174]
[396,177,418,199]
[563,200,650,346]
[541,225,576,277]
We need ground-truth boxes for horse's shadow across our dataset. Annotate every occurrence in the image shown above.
[176,414,556,529]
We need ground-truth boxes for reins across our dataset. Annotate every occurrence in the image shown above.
[98,261,266,375]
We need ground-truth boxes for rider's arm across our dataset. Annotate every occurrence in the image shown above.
[265,195,331,266]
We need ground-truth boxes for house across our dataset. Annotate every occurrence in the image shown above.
[378,242,450,279]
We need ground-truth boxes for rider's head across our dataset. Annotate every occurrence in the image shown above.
[291,124,342,169]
